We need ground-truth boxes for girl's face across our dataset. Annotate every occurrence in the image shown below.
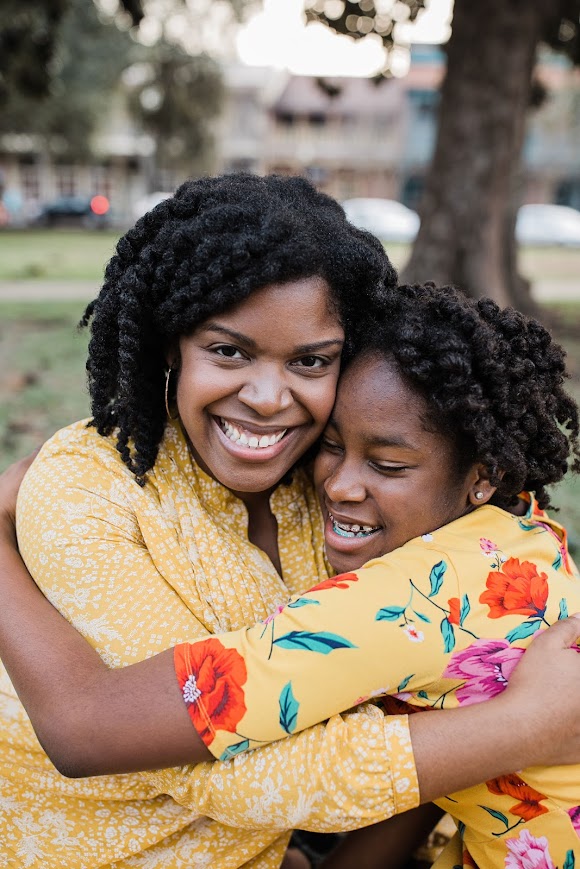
[314,353,485,574]
[175,276,344,496]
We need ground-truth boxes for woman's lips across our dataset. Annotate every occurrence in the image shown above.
[212,415,299,462]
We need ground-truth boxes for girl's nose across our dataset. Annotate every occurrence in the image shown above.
[323,461,366,504]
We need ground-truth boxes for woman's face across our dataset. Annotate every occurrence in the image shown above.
[314,353,482,574]
[175,276,344,495]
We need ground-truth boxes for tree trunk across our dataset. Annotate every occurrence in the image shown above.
[402,0,549,311]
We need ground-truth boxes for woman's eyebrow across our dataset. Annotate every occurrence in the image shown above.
[202,324,256,347]
[293,339,344,354]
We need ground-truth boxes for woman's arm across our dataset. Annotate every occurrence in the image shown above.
[2,456,580,794]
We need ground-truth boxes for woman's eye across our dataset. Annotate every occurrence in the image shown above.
[294,355,326,369]
[213,345,245,359]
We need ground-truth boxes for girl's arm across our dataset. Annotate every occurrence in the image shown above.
[3,455,580,796]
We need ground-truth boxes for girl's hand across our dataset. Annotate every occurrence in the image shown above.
[502,614,580,767]
[0,451,39,542]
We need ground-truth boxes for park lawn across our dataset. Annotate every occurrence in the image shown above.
[1,230,580,283]
[0,230,119,280]
[1,298,579,555]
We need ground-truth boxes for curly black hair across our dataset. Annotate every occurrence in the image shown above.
[357,283,580,510]
[80,173,397,483]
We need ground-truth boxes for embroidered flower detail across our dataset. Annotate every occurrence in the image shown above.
[479,557,549,619]
[443,639,524,706]
[421,533,433,542]
[178,637,247,743]
[505,828,555,869]
[486,773,548,821]
[480,537,499,555]
[402,625,424,643]
[182,674,202,704]
[308,572,359,592]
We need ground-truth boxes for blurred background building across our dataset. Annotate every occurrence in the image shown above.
[1,44,579,225]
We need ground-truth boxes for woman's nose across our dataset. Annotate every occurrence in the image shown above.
[237,369,293,417]
[323,461,366,504]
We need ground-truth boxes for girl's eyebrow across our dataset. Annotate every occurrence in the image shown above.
[201,323,344,355]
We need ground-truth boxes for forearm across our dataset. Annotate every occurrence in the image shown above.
[0,523,209,775]
[410,693,536,803]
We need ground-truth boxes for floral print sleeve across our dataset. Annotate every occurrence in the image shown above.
[175,500,580,869]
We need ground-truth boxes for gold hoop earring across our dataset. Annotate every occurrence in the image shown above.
[165,368,179,420]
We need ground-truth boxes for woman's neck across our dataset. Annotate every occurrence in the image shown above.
[237,489,282,577]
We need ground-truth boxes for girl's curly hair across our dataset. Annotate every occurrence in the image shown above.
[81,173,397,483]
[358,283,580,510]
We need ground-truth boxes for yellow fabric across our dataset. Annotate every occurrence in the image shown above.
[2,419,418,868]
[178,499,580,867]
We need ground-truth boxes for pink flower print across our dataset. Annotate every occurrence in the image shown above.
[505,829,555,869]
[480,537,499,555]
[262,604,285,626]
[443,638,524,706]
[568,805,580,836]
[403,624,424,643]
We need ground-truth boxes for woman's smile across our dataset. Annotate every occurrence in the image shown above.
[212,415,299,463]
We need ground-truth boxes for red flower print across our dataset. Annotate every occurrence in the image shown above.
[175,638,247,745]
[447,597,461,625]
[486,773,548,821]
[308,572,359,592]
[479,557,549,619]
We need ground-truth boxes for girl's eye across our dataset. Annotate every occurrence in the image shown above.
[320,437,343,453]
[294,355,326,369]
[213,345,245,360]
[371,463,409,474]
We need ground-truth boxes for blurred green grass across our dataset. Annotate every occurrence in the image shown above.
[1,231,580,283]
[1,297,579,556]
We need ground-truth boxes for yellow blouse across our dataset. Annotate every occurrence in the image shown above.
[173,497,580,868]
[3,419,418,868]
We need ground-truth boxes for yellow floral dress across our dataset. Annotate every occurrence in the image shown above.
[3,419,417,868]
[174,497,580,868]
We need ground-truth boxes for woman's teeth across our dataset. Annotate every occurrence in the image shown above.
[219,418,287,449]
[329,512,381,538]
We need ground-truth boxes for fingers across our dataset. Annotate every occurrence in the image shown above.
[528,614,580,651]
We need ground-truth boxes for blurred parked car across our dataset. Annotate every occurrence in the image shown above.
[342,198,420,243]
[131,191,173,222]
[516,203,580,247]
[35,195,112,229]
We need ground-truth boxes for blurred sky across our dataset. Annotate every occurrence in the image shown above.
[236,0,453,77]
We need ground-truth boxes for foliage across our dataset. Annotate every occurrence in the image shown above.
[0,0,135,157]
[307,0,580,73]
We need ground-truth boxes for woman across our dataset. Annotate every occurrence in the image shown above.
[1,177,580,868]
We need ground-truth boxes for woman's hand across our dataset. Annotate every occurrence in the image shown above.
[0,451,39,541]
[501,614,580,767]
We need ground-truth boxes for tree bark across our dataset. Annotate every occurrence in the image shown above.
[402,0,550,311]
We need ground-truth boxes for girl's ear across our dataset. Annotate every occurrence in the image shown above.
[468,465,498,507]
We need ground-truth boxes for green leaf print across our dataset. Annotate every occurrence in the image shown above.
[288,598,320,608]
[219,739,250,760]
[552,551,563,571]
[440,616,456,653]
[398,674,414,692]
[412,610,431,623]
[559,598,569,621]
[517,520,536,532]
[375,606,406,622]
[417,690,428,699]
[564,849,576,869]
[459,594,471,626]
[429,561,447,597]
[273,631,356,653]
[505,619,543,643]
[279,682,299,734]
[478,805,509,827]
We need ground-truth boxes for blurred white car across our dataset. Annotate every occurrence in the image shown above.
[132,191,173,222]
[342,198,420,243]
[516,203,580,247]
